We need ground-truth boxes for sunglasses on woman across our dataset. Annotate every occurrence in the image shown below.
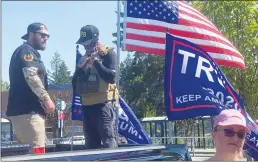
[218,128,246,139]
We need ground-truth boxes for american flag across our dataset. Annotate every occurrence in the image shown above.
[123,0,245,69]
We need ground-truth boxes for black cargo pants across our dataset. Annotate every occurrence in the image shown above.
[82,101,118,149]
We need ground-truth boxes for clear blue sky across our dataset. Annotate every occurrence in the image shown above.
[2,1,126,83]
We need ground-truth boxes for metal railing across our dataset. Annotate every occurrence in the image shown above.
[1,141,19,145]
[150,136,214,147]
[45,136,54,145]
[45,136,214,147]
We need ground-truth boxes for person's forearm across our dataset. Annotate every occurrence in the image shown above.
[93,60,116,83]
[22,67,50,101]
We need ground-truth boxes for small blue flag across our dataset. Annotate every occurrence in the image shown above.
[71,48,84,121]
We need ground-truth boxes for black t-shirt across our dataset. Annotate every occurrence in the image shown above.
[6,43,48,117]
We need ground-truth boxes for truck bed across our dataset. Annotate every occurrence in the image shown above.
[2,144,192,161]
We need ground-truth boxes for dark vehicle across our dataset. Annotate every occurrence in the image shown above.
[2,144,192,161]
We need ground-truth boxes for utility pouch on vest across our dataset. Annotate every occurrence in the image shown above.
[75,74,88,95]
[86,74,99,93]
[75,74,99,95]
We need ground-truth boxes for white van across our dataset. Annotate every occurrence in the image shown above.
[61,136,85,145]
[72,136,85,145]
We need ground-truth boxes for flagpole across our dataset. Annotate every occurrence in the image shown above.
[71,120,74,151]
[71,45,79,151]
[116,1,121,88]
[115,0,121,140]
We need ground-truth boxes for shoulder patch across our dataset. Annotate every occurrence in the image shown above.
[24,53,34,61]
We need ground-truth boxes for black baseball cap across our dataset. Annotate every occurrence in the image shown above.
[21,22,49,40]
[76,25,99,46]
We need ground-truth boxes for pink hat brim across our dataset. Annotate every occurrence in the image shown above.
[218,121,251,133]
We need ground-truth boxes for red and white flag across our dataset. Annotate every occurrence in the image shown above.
[123,0,245,69]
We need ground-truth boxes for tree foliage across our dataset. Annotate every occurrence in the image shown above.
[1,80,10,92]
[192,1,258,119]
[46,51,73,137]
[48,51,72,84]
[120,52,165,118]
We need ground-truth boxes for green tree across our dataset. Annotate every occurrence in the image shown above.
[192,1,258,119]
[1,80,10,92]
[120,52,166,118]
[48,51,71,84]
[46,52,73,137]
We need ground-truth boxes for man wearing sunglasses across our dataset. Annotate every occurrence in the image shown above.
[72,25,118,149]
[6,22,55,152]
[209,109,250,161]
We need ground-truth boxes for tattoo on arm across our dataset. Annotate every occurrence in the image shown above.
[22,67,50,101]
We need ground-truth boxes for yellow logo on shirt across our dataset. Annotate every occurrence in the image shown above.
[24,53,34,61]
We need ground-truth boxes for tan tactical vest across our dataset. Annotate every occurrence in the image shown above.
[76,46,119,107]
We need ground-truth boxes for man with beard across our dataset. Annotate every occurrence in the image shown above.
[72,25,118,149]
[6,23,55,152]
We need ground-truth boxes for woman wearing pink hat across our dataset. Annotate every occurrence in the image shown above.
[208,109,250,161]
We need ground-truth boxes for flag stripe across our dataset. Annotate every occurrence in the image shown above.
[177,18,225,39]
[125,41,244,65]
[179,14,217,32]
[126,33,243,60]
[123,1,245,69]
[126,17,235,48]
[126,44,245,69]
[178,4,216,28]
[125,24,239,55]
[125,27,243,59]
[177,1,215,27]
[125,38,244,64]
[208,52,245,65]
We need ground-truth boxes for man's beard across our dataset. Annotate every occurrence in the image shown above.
[34,44,46,50]
[38,44,46,51]
[33,37,46,50]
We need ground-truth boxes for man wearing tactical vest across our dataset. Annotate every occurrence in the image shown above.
[72,25,119,149]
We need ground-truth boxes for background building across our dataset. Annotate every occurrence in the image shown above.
[1,84,83,142]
